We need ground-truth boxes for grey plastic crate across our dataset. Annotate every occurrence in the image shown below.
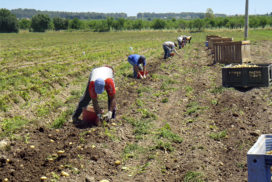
[222,64,272,88]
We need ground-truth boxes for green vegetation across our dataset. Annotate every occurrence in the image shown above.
[30,14,51,32]
[123,143,145,160]
[19,18,31,29]
[209,86,225,94]
[183,171,205,182]
[0,9,19,33]
[1,116,30,137]
[0,31,172,138]
[53,17,69,31]
[154,140,174,152]
[51,108,73,128]
[123,116,152,140]
[210,130,228,141]
[156,123,183,143]
[2,7,272,33]
[185,102,202,115]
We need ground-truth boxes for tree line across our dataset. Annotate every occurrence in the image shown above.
[11,8,127,20]
[136,12,226,20]
[1,9,272,33]
[11,8,227,20]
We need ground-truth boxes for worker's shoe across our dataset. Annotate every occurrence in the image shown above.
[72,117,80,125]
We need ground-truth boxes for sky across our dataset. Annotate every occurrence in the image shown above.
[1,0,272,16]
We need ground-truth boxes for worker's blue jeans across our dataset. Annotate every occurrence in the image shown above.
[163,45,171,59]
[133,65,143,78]
[178,40,182,49]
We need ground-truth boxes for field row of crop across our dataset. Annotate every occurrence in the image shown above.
[0,29,272,138]
[0,31,176,137]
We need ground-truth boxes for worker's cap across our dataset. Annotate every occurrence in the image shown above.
[94,78,105,94]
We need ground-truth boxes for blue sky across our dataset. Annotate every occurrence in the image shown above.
[1,0,272,16]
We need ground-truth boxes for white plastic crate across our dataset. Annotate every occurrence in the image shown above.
[247,134,272,182]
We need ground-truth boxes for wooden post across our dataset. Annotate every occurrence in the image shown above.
[244,0,249,40]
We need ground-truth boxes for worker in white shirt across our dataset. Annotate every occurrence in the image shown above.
[162,41,180,59]
[177,36,185,49]
[72,66,116,126]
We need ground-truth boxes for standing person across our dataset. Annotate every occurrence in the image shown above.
[177,36,184,49]
[162,41,180,59]
[127,54,147,79]
[72,66,116,126]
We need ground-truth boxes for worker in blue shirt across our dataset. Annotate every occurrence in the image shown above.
[127,54,147,79]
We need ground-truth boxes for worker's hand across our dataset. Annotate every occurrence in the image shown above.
[103,111,112,121]
[139,74,144,79]
[143,74,146,79]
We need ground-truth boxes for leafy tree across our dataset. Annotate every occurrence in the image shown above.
[19,18,31,29]
[259,16,268,28]
[106,17,114,30]
[193,19,205,31]
[70,18,81,29]
[132,19,143,30]
[177,19,188,29]
[249,16,259,28]
[124,20,133,30]
[31,14,50,32]
[48,20,54,30]
[226,18,236,29]
[206,8,214,19]
[166,19,179,29]
[0,9,19,33]
[223,18,229,27]
[112,18,125,30]
[188,21,194,30]
[269,17,272,27]
[53,17,68,30]
[236,17,244,28]
[151,19,166,29]
[205,18,216,28]
[142,20,152,29]
[93,20,110,32]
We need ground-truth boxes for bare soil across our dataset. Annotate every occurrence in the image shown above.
[1,40,272,182]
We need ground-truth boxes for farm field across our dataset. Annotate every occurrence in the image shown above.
[1,29,272,181]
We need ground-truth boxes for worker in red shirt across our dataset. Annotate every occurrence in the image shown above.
[72,66,116,125]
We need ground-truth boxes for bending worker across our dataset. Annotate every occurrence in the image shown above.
[72,66,116,125]
[127,54,147,79]
[177,36,184,49]
[162,41,180,59]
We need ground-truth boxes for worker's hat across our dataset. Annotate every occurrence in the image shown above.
[94,78,105,94]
